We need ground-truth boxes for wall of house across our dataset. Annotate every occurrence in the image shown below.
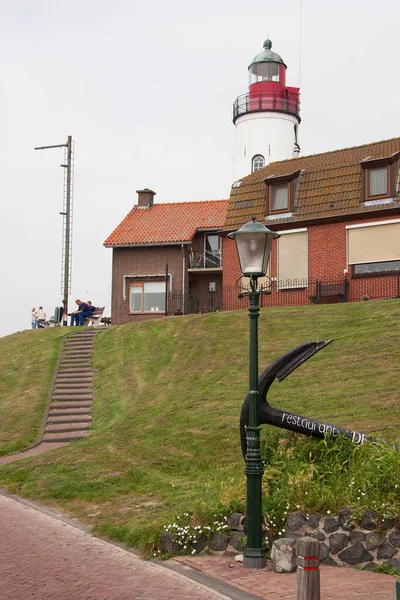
[222,214,400,310]
[111,245,186,325]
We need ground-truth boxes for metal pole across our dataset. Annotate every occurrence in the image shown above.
[396,579,400,600]
[63,135,72,325]
[243,279,266,569]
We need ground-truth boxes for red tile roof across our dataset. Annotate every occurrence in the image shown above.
[224,137,400,230]
[104,200,229,246]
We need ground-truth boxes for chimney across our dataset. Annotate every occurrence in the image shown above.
[136,188,156,209]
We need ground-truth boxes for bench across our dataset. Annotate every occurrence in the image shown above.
[84,307,105,326]
[309,281,349,304]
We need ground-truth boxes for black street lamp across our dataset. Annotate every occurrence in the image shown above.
[228,217,280,569]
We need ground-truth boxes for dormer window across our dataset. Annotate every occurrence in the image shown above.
[270,183,289,212]
[361,152,400,203]
[252,155,265,172]
[264,170,301,216]
[366,167,389,199]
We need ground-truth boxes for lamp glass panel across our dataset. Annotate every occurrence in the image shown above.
[236,232,269,275]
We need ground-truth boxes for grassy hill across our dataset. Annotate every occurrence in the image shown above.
[0,300,399,554]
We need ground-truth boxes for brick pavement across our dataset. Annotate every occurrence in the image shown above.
[0,491,398,600]
[170,554,398,600]
[0,493,234,600]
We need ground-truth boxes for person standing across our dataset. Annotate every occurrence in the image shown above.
[31,308,38,329]
[36,306,47,328]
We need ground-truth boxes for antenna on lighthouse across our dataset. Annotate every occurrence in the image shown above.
[299,0,303,89]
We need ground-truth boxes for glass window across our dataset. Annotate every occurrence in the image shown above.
[252,155,265,172]
[131,286,142,312]
[353,260,400,275]
[270,184,289,212]
[205,234,221,268]
[144,281,165,312]
[130,281,166,312]
[368,167,388,197]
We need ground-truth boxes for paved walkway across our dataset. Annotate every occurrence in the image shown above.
[170,554,398,600]
[0,493,231,600]
[0,492,398,600]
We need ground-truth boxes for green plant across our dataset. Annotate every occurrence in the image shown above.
[373,564,400,578]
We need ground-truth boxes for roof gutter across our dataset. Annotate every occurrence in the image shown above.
[104,241,192,249]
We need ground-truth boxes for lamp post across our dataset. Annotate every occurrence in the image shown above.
[228,217,280,569]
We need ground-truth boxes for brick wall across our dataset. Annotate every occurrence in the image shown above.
[111,245,186,324]
[222,215,400,309]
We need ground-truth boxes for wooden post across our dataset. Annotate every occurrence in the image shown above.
[297,537,320,600]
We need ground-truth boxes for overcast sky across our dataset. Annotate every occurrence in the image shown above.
[1,0,399,338]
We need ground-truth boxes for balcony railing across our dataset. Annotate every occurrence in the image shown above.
[233,91,300,123]
[189,250,222,269]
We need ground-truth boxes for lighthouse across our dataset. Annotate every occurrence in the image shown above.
[232,39,300,182]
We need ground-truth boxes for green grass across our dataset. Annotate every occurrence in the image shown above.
[0,300,399,555]
[0,327,72,455]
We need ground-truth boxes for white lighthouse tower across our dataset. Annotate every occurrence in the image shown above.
[232,39,300,182]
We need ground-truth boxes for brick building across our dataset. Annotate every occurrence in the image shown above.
[222,137,400,308]
[104,189,228,324]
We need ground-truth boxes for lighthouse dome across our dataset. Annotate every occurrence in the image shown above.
[249,39,286,69]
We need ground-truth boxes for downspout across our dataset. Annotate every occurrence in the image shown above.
[182,244,186,315]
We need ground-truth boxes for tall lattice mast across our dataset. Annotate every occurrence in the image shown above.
[34,136,74,325]
[61,136,74,312]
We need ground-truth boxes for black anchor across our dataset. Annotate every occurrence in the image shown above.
[240,340,376,459]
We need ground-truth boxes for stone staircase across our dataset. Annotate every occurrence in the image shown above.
[43,330,98,443]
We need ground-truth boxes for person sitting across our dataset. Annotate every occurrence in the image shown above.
[69,299,91,326]
[87,301,97,315]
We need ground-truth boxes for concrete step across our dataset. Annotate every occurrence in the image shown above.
[56,370,93,375]
[47,414,92,424]
[49,400,92,409]
[45,422,91,433]
[53,389,92,396]
[48,407,92,417]
[42,431,90,443]
[51,395,93,403]
[54,384,93,395]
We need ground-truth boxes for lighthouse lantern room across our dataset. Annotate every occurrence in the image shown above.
[232,39,300,182]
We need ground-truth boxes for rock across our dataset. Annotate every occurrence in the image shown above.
[389,531,400,548]
[323,517,339,534]
[377,541,397,560]
[349,531,366,543]
[322,555,338,566]
[286,512,307,531]
[235,554,244,562]
[271,538,297,573]
[227,513,243,530]
[362,561,377,571]
[307,513,320,529]
[359,509,378,531]
[160,531,182,554]
[381,518,395,531]
[310,531,325,541]
[338,508,354,530]
[208,532,229,552]
[365,532,385,551]
[192,533,206,553]
[329,533,349,554]
[384,558,400,569]
[319,543,329,561]
[338,542,373,565]
[229,531,246,552]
